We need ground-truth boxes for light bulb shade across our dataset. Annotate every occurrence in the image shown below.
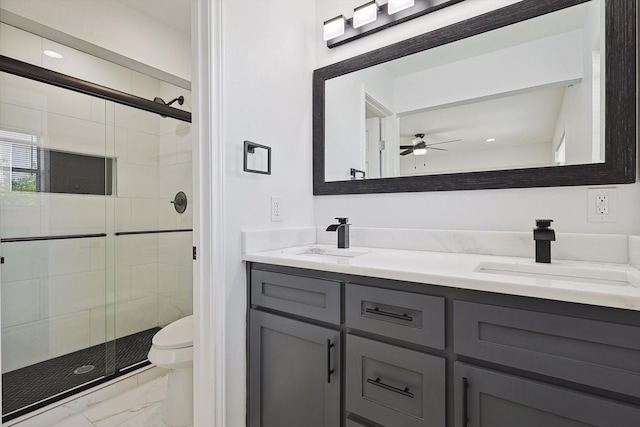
[413,148,427,155]
[323,15,346,41]
[353,1,379,28]
[387,0,415,15]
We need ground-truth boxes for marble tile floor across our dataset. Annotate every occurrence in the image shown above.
[11,373,189,427]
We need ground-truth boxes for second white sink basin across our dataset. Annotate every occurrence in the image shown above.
[476,261,640,288]
[281,246,370,258]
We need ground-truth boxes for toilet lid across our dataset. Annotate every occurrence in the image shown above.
[152,315,193,349]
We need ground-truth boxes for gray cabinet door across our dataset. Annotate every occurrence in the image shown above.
[249,310,341,427]
[454,363,640,427]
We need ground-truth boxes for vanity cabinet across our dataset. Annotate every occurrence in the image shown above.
[248,269,342,427]
[346,335,445,427]
[345,284,446,427]
[453,300,640,426]
[453,300,640,399]
[454,363,640,427]
[247,263,640,427]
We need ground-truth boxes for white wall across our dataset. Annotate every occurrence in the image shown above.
[315,0,640,235]
[400,142,551,175]
[325,65,395,180]
[220,1,316,424]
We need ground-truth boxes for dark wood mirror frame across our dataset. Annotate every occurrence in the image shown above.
[313,0,637,195]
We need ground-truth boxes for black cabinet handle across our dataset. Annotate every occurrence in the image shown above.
[462,376,469,426]
[365,307,413,322]
[327,339,335,383]
[366,377,414,398]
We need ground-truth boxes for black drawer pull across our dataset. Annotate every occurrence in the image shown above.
[462,377,469,426]
[327,339,335,383]
[366,377,414,398]
[365,307,413,322]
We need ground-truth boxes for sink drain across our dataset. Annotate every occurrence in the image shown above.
[73,365,95,375]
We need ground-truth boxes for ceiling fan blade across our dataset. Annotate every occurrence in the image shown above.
[399,145,413,149]
[427,147,448,151]
[425,139,462,147]
[400,148,413,156]
[414,142,427,149]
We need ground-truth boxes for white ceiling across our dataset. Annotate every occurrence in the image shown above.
[383,2,589,78]
[398,84,569,153]
[117,0,191,36]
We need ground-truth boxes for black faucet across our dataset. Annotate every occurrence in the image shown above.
[326,217,350,249]
[533,219,556,263]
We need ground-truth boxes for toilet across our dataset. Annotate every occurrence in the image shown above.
[148,315,194,427]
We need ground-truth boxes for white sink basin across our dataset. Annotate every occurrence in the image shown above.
[475,261,640,288]
[280,246,369,258]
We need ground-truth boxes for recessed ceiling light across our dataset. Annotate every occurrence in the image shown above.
[485,138,496,142]
[43,50,63,59]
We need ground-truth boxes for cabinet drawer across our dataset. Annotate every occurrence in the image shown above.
[346,284,445,349]
[251,270,341,324]
[454,300,640,398]
[346,335,445,427]
[454,363,640,427]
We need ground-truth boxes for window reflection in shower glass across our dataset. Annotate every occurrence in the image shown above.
[0,136,115,195]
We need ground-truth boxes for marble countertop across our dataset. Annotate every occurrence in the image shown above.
[244,244,640,312]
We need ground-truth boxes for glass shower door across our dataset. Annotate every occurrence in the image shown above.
[110,99,193,349]
[0,71,115,420]
[1,60,193,424]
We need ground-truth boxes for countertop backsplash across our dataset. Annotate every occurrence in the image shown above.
[629,236,640,269]
[314,227,629,265]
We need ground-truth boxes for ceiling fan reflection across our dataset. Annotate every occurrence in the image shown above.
[399,133,461,156]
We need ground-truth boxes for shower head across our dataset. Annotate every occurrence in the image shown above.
[153,95,184,107]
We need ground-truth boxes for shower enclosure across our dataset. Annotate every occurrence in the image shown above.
[0,27,193,422]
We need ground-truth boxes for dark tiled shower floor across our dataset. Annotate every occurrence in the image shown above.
[2,327,160,419]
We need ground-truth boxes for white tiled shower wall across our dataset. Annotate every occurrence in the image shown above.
[0,23,192,373]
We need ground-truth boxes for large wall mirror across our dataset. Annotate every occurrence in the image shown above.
[313,0,636,195]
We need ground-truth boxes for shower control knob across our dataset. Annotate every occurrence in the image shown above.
[171,191,188,214]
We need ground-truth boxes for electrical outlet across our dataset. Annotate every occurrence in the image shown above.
[588,188,617,222]
[271,196,283,222]
[595,195,608,215]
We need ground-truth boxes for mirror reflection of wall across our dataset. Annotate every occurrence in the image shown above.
[324,0,605,181]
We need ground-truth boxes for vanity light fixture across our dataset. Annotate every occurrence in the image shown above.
[43,50,63,59]
[324,0,463,48]
[388,0,415,15]
[323,15,346,41]
[353,1,379,28]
